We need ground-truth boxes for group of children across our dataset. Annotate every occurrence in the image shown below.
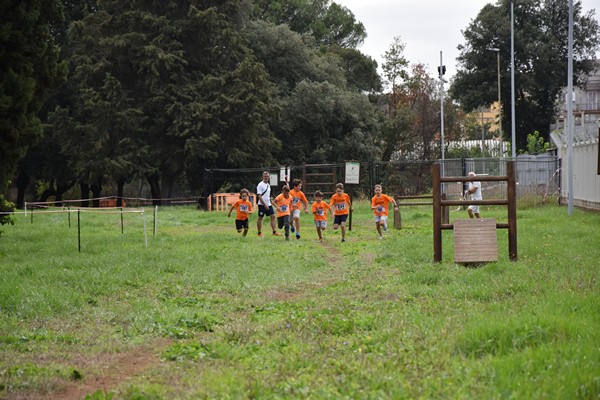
[228,175,399,242]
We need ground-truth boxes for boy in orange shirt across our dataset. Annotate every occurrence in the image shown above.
[274,185,293,240]
[290,179,309,240]
[329,183,352,243]
[311,190,328,242]
[227,188,254,237]
[371,184,398,239]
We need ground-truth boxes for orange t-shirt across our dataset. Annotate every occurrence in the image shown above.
[232,200,253,220]
[371,194,395,217]
[274,193,293,217]
[290,188,308,211]
[329,193,351,216]
[312,200,329,221]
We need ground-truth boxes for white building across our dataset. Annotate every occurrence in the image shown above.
[550,63,600,211]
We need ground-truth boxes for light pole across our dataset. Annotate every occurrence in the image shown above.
[510,0,516,158]
[567,0,574,215]
[438,51,446,162]
[488,47,502,157]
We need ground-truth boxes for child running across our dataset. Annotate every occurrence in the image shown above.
[371,184,398,239]
[227,188,254,237]
[311,190,328,242]
[329,183,352,242]
[290,179,309,240]
[274,185,293,240]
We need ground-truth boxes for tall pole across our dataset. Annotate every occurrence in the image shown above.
[481,108,485,154]
[439,51,445,162]
[510,0,516,158]
[488,47,502,158]
[567,0,574,215]
[496,50,502,157]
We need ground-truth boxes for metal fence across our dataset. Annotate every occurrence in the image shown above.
[203,156,560,209]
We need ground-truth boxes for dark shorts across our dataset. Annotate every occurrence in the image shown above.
[334,214,348,225]
[277,215,290,229]
[235,219,249,231]
[258,205,275,217]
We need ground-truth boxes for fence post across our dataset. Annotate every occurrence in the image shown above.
[433,163,442,262]
[507,161,518,260]
[77,209,81,253]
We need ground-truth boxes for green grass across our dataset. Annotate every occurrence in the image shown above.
[0,202,598,399]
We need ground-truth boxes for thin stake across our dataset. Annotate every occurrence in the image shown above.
[142,208,148,248]
[77,209,81,253]
[68,207,71,228]
[153,205,158,236]
[120,207,124,234]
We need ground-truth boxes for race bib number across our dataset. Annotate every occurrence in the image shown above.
[336,203,346,211]
[240,205,249,212]
[317,209,325,216]
[377,206,385,213]
[280,205,289,212]
[292,198,300,204]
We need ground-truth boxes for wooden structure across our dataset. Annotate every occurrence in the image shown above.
[208,193,255,211]
[302,164,337,198]
[432,161,517,262]
[453,219,498,263]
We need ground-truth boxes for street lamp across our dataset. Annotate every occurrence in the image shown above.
[487,47,502,157]
[510,0,516,158]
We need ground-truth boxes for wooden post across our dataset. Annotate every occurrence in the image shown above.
[394,196,401,229]
[441,193,449,224]
[507,161,518,260]
[433,163,442,262]
[302,164,307,188]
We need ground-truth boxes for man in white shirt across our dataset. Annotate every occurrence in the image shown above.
[465,171,482,218]
[256,171,279,237]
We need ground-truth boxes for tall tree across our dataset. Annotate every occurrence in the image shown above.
[253,0,366,48]
[278,80,380,164]
[58,0,278,201]
[451,0,600,151]
[381,36,410,118]
[0,0,66,187]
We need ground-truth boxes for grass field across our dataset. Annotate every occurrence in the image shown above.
[0,201,599,399]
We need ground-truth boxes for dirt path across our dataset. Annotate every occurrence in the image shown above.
[6,238,365,399]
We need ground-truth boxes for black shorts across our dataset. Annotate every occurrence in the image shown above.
[258,205,275,217]
[334,214,348,225]
[235,219,249,230]
[277,215,290,229]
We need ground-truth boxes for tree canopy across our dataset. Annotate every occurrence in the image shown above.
[450,0,600,151]
[3,0,600,204]
[0,0,66,186]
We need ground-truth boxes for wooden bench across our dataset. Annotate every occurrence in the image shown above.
[453,218,498,263]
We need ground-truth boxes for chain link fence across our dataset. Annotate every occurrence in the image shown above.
[203,156,560,209]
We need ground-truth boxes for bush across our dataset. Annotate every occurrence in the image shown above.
[0,194,15,235]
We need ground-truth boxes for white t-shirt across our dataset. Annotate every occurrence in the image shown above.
[257,181,271,207]
[469,181,482,200]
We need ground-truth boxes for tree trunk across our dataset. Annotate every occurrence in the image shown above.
[80,182,90,208]
[15,172,30,209]
[147,174,161,206]
[55,180,76,203]
[117,178,125,207]
[90,183,102,208]
[39,179,57,203]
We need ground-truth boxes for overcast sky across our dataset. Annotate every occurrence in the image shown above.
[335,0,600,82]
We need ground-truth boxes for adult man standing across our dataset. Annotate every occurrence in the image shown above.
[465,171,482,218]
[256,171,280,237]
